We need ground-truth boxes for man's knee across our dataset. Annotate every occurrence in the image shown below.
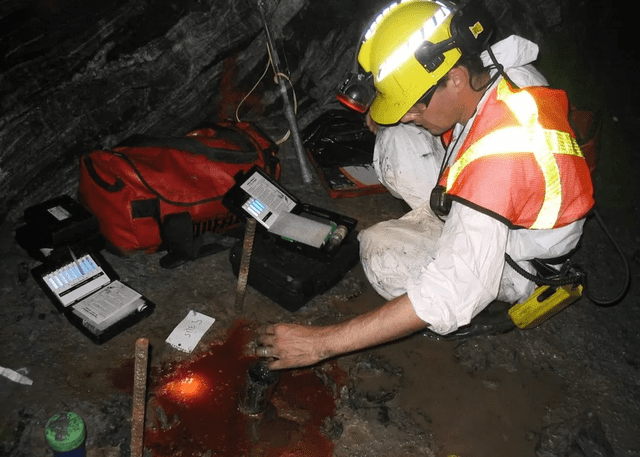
[358,223,390,259]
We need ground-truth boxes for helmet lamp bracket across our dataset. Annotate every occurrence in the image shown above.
[414,38,455,73]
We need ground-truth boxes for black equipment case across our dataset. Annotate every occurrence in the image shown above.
[15,195,155,344]
[303,108,387,199]
[223,167,360,311]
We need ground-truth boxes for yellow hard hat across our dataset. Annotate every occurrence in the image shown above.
[358,0,462,125]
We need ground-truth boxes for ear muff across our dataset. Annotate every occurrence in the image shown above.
[449,2,494,56]
[430,184,452,217]
[413,1,494,73]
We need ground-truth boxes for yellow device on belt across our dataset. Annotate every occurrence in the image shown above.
[509,283,583,329]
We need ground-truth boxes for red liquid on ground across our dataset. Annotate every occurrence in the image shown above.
[144,321,345,457]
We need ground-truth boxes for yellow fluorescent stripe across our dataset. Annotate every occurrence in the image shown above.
[501,84,561,229]
[531,124,562,229]
[448,80,584,229]
[446,128,583,189]
[377,6,452,82]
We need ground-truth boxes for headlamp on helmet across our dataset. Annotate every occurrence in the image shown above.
[336,72,376,114]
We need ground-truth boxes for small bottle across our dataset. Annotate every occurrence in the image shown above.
[45,412,86,457]
[328,225,348,249]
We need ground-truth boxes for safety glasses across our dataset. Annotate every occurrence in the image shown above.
[416,84,438,108]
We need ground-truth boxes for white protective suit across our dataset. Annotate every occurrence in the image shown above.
[358,36,586,335]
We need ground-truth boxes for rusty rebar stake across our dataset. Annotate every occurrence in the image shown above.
[131,337,149,457]
[235,218,257,313]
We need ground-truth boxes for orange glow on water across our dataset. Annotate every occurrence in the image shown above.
[161,373,210,402]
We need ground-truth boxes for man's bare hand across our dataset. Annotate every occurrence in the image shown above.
[254,296,426,371]
[255,323,330,370]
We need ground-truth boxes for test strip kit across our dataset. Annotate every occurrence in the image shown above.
[31,250,155,344]
[223,166,358,259]
[16,195,155,344]
[42,253,110,307]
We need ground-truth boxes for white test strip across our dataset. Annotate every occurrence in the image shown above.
[44,254,111,307]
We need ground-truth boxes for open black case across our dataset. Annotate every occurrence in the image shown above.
[303,108,387,199]
[15,195,155,344]
[223,167,361,311]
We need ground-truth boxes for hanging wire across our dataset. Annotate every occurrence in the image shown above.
[234,51,271,123]
[234,33,298,146]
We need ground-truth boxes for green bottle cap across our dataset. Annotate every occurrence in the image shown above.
[45,412,86,452]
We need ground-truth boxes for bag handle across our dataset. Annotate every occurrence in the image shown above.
[83,122,279,205]
[191,122,260,155]
[82,155,125,192]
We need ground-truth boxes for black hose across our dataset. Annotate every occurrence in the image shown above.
[583,208,631,307]
[506,208,630,307]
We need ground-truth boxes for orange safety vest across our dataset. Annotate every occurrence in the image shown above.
[439,79,594,229]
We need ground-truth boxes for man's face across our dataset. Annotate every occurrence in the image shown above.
[399,77,463,136]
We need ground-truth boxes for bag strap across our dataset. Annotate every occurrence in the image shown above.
[82,148,222,206]
[83,122,279,205]
[117,124,260,163]
[82,155,125,192]
[568,107,601,146]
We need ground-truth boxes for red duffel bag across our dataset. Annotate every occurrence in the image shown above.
[78,121,280,256]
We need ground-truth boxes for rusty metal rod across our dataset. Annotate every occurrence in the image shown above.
[131,337,149,457]
[235,218,257,313]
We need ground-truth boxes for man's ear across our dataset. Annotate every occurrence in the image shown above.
[446,66,469,94]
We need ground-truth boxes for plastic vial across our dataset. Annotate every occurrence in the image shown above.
[328,225,348,249]
[45,412,86,457]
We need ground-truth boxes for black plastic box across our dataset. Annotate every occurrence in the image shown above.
[15,195,103,263]
[223,167,361,311]
[229,227,360,311]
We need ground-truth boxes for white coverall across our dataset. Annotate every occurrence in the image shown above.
[359,36,586,335]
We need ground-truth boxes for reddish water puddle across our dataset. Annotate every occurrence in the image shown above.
[144,321,345,457]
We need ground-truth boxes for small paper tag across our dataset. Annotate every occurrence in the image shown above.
[0,366,33,385]
[166,310,215,353]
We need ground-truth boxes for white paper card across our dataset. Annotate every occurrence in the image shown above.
[0,366,33,385]
[165,310,216,353]
[339,164,381,186]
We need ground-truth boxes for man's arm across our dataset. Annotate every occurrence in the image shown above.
[256,293,427,370]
